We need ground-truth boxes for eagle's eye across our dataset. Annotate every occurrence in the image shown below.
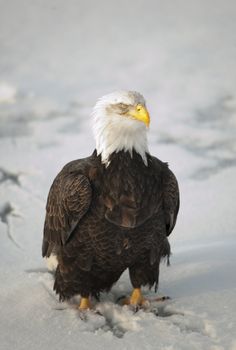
[136,104,142,112]
[117,103,128,109]
[116,103,129,114]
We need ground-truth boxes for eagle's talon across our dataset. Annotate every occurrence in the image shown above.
[141,298,151,309]
[159,295,170,301]
[149,295,171,302]
[129,304,140,313]
[116,295,128,304]
[78,309,88,321]
[151,307,159,316]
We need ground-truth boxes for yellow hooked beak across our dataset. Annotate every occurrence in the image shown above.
[128,104,150,127]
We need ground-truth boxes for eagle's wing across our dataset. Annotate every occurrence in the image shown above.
[42,169,92,257]
[163,167,180,236]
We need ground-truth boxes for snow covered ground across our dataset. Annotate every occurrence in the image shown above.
[0,1,236,349]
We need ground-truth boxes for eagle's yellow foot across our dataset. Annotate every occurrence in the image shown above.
[122,288,150,310]
[130,288,145,306]
[78,297,92,310]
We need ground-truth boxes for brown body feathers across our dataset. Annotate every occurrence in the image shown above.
[42,150,179,300]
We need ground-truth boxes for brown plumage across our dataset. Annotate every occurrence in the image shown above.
[42,150,179,300]
[42,91,179,306]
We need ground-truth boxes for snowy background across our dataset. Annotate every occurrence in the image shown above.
[0,0,236,349]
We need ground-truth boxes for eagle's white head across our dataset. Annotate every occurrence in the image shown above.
[92,90,150,166]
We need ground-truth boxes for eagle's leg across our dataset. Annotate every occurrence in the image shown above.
[125,261,160,309]
[79,296,92,310]
[121,288,149,308]
[130,288,147,306]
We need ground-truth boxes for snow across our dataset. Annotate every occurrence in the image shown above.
[0,83,17,104]
[0,0,236,349]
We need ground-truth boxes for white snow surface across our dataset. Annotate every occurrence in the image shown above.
[0,1,236,349]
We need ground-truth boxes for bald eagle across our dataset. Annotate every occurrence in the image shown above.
[42,91,179,310]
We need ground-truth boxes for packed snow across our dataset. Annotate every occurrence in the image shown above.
[0,1,236,349]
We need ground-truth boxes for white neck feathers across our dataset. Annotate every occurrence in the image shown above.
[92,106,149,166]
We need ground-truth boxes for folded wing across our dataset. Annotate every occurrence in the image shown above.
[163,167,180,236]
[42,169,92,257]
